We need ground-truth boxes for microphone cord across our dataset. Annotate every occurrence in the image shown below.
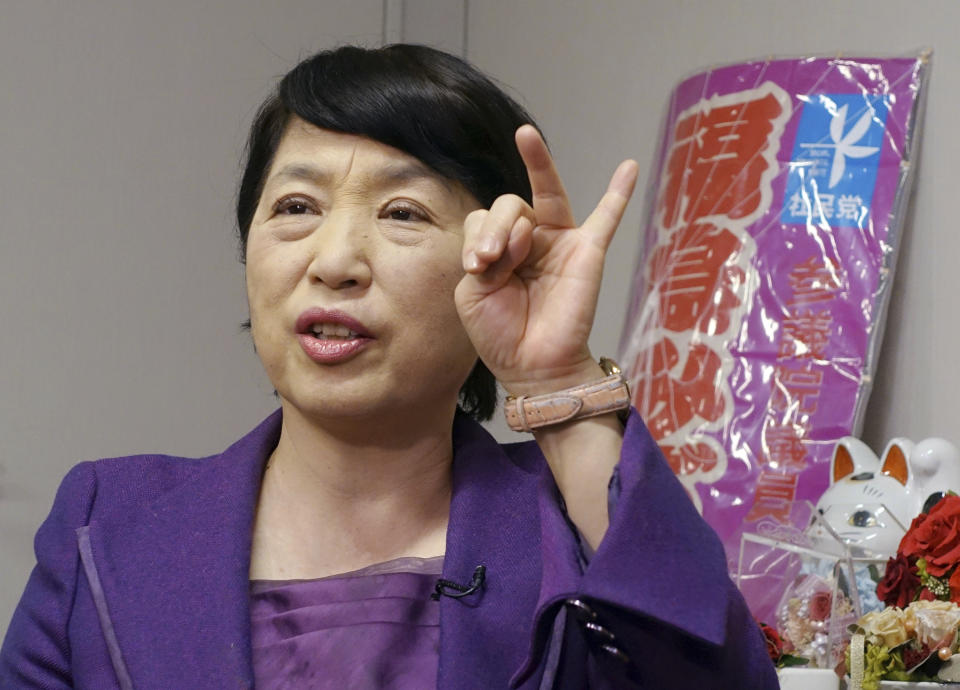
[431,565,486,601]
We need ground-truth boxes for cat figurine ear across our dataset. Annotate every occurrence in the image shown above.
[830,437,879,483]
[879,438,915,486]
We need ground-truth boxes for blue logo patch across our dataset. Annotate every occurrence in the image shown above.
[781,94,889,228]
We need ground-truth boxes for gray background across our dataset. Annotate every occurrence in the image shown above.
[2,0,956,637]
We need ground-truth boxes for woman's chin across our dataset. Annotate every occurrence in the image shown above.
[281,393,386,422]
[278,389,456,429]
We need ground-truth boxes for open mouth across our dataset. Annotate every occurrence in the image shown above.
[308,323,361,339]
[295,309,373,363]
[295,309,372,339]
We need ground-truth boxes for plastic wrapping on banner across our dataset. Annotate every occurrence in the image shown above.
[619,53,930,588]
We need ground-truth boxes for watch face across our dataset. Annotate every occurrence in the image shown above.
[599,357,622,376]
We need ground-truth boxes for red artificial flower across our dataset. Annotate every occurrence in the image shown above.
[919,588,937,601]
[877,553,922,608]
[809,591,832,621]
[899,495,960,577]
[758,621,782,662]
[903,643,935,670]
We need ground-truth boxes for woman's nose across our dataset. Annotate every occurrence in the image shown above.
[305,210,372,290]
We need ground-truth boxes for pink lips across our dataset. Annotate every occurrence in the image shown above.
[295,308,374,364]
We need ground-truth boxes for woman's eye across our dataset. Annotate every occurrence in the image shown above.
[275,198,315,215]
[384,202,429,223]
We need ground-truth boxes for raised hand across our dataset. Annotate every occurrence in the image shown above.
[454,125,639,397]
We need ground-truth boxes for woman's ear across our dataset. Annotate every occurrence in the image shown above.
[880,438,915,486]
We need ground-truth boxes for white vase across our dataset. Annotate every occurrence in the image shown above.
[778,667,840,690]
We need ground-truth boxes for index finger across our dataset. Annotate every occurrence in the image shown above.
[515,124,576,228]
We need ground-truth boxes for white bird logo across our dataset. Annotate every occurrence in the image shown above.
[800,103,880,188]
[827,105,879,187]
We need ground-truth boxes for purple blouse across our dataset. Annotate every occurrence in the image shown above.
[250,557,445,689]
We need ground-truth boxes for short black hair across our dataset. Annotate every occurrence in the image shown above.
[237,44,540,421]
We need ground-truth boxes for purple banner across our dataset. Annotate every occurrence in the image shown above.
[619,55,929,579]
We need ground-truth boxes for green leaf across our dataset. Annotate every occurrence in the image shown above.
[778,654,810,668]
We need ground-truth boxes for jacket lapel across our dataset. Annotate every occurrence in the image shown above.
[81,411,281,688]
[437,415,545,689]
[79,411,567,688]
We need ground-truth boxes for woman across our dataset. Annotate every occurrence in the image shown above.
[1,44,777,688]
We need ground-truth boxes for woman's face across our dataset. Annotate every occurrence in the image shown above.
[245,118,481,423]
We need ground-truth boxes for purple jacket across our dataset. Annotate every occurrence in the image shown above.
[1,409,777,689]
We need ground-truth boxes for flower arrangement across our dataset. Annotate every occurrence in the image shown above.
[847,494,960,688]
[849,600,960,688]
[777,573,856,668]
[876,494,960,608]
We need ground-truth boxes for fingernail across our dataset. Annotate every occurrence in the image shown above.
[465,252,480,271]
[480,235,499,254]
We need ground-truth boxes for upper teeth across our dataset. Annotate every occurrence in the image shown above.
[311,323,359,338]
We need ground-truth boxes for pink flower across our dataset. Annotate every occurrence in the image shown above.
[809,591,832,621]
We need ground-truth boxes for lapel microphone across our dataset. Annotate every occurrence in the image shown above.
[431,565,486,601]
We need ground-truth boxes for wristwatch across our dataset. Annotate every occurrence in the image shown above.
[503,357,632,432]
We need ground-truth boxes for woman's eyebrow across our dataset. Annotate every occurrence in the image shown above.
[268,161,452,192]
[270,163,328,184]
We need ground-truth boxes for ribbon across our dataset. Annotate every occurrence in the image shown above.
[848,631,865,690]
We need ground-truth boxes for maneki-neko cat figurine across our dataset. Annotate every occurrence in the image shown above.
[809,436,960,559]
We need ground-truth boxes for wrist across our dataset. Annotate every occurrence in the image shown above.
[500,358,605,400]
[527,407,625,551]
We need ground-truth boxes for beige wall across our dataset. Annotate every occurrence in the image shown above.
[0,0,385,639]
[2,0,958,640]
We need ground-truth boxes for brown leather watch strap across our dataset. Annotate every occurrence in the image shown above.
[504,360,631,432]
